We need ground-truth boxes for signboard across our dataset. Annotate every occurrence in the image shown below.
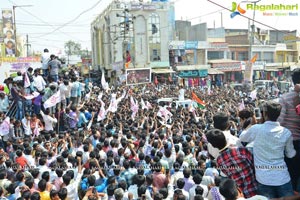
[168,41,185,50]
[130,4,156,11]
[126,68,151,85]
[208,42,229,51]
[185,41,198,49]
[241,61,265,70]
[244,62,253,83]
[178,69,208,78]
[2,9,15,57]
[212,62,241,72]
[0,60,42,83]
[197,41,209,49]
[150,61,170,68]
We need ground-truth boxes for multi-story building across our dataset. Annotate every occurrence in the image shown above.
[91,0,175,80]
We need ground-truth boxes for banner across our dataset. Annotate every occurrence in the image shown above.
[244,61,253,83]
[0,61,41,84]
[44,90,61,109]
[2,9,15,57]
[126,68,151,85]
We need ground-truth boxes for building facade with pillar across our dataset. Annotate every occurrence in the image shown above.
[91,0,175,79]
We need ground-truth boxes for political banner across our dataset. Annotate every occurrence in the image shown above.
[126,68,151,85]
[2,9,15,57]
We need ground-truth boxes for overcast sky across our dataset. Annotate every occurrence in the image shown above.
[2,0,299,54]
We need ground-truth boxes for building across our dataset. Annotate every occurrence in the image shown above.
[91,0,175,81]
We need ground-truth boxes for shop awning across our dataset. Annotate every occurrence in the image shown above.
[208,68,224,75]
[152,68,175,74]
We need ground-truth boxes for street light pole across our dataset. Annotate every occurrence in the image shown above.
[12,5,33,57]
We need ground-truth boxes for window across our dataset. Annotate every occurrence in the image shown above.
[148,13,161,62]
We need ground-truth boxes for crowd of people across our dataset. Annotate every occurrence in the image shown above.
[0,52,299,200]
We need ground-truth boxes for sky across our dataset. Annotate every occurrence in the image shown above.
[1,0,300,55]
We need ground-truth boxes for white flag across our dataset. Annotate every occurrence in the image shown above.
[141,98,148,110]
[44,90,61,109]
[97,100,106,121]
[250,90,257,100]
[146,101,152,109]
[24,72,31,88]
[101,71,109,91]
[0,117,10,136]
[24,91,40,100]
[130,96,139,119]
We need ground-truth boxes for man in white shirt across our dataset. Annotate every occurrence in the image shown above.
[41,48,51,77]
[33,69,46,92]
[170,162,184,187]
[24,147,36,168]
[40,110,57,131]
[189,174,208,200]
[174,178,189,200]
[62,157,82,200]
[21,113,32,138]
[239,101,296,199]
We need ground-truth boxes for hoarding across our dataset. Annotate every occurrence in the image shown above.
[126,68,151,85]
[2,9,15,57]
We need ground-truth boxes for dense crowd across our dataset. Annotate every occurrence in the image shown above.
[0,51,299,200]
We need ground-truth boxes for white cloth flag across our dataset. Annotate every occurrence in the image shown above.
[141,98,148,110]
[117,90,127,103]
[97,93,103,102]
[238,99,245,111]
[0,117,10,136]
[44,90,61,109]
[24,72,31,88]
[157,106,173,121]
[24,92,40,100]
[101,71,109,91]
[146,101,152,109]
[97,100,106,121]
[107,94,118,113]
[130,96,139,119]
[250,90,257,100]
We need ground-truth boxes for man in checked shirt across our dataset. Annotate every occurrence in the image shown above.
[206,129,257,198]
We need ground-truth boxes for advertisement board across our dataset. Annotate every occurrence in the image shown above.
[2,9,15,57]
[126,68,151,85]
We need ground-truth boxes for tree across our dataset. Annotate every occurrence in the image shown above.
[64,40,81,56]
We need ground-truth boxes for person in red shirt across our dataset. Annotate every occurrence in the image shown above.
[15,149,29,169]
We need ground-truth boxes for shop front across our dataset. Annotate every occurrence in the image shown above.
[176,65,209,87]
[151,61,175,84]
[209,59,243,83]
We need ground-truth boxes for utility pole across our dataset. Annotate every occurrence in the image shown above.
[116,8,135,69]
[24,34,31,57]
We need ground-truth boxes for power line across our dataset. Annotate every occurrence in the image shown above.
[206,0,292,34]
[8,0,86,43]
[17,22,90,27]
[34,0,104,38]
